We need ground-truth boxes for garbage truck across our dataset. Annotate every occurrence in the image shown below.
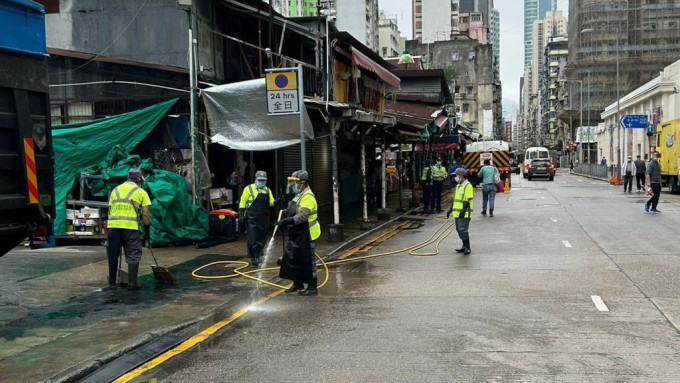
[0,0,54,256]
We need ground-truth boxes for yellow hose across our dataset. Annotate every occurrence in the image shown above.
[192,193,457,290]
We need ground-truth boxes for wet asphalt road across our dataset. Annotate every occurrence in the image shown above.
[131,171,680,382]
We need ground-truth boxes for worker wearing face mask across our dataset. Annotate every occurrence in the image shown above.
[430,157,448,213]
[274,170,321,296]
[446,168,474,255]
[239,170,275,266]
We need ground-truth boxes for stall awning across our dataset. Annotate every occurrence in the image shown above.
[352,48,401,89]
[203,79,314,151]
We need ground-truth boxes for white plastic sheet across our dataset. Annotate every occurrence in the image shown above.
[203,79,314,151]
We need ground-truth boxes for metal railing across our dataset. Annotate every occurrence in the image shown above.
[575,163,620,179]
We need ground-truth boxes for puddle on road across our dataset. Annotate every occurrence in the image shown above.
[0,253,248,341]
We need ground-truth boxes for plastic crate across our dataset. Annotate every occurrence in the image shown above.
[208,209,239,240]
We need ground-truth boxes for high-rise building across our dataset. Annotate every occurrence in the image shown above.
[458,1,498,65]
[524,0,554,66]
[569,0,680,113]
[490,8,499,65]
[413,0,460,43]
[379,11,402,58]
[336,0,379,51]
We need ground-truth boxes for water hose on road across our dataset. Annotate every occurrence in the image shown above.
[191,213,456,290]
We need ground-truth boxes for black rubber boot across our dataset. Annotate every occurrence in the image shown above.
[455,242,466,253]
[106,261,117,289]
[481,210,486,215]
[299,277,318,296]
[127,263,142,291]
[489,210,494,217]
[285,282,304,293]
[463,239,471,255]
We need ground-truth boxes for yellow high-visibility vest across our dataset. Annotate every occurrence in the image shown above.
[108,182,151,230]
[451,180,474,219]
[293,187,320,241]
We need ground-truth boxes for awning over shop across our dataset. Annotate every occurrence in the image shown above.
[352,48,401,89]
[203,79,314,151]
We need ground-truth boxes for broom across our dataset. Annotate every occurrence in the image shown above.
[147,245,177,283]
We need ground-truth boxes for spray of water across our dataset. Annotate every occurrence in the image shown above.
[251,234,277,301]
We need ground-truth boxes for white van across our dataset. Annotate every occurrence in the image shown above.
[523,147,550,178]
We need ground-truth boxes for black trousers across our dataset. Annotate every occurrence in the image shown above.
[292,241,317,288]
[455,217,470,241]
[636,174,645,190]
[107,228,142,284]
[647,183,661,210]
[431,181,443,211]
[421,183,431,210]
[623,174,633,192]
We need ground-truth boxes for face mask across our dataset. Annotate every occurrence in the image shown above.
[653,157,659,162]
[437,161,442,166]
[457,176,462,183]
[293,184,303,194]
[256,180,265,188]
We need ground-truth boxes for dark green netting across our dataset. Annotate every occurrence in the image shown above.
[51,99,208,245]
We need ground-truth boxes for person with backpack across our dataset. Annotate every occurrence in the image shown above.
[477,159,498,217]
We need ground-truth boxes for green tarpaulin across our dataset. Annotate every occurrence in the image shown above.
[51,99,207,245]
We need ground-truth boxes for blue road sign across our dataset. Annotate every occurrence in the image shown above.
[620,114,648,128]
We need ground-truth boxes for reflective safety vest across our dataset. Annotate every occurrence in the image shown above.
[451,180,474,219]
[108,181,151,230]
[421,166,431,182]
[239,184,274,210]
[432,165,447,181]
[292,187,320,240]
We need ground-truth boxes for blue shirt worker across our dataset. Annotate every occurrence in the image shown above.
[106,169,151,291]
[239,170,275,266]
[430,158,448,213]
[477,159,497,217]
[446,168,474,255]
[274,170,321,296]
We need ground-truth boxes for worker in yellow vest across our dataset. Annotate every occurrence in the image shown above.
[106,169,151,290]
[446,168,474,255]
[239,170,275,266]
[274,170,320,296]
[430,157,448,213]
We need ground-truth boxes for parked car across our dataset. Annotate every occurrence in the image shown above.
[526,159,555,181]
[510,158,520,174]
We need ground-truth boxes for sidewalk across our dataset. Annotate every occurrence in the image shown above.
[0,197,430,382]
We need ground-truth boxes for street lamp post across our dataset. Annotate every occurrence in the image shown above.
[586,69,591,163]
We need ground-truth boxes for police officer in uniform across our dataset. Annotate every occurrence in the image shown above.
[239,170,275,266]
[447,168,473,255]
[420,159,433,214]
[274,170,321,296]
[106,169,151,290]
[430,157,448,213]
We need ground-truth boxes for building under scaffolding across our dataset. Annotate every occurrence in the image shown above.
[568,0,680,114]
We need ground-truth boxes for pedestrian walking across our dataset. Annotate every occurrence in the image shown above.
[105,169,151,291]
[239,170,275,266]
[601,156,607,166]
[645,151,662,213]
[634,155,646,192]
[419,159,432,214]
[446,168,473,255]
[569,160,574,173]
[477,159,497,217]
[275,170,321,296]
[430,157,448,213]
[621,156,637,193]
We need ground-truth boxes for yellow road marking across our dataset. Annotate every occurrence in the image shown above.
[113,289,285,382]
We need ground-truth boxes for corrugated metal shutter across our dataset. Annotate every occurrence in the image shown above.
[283,136,332,206]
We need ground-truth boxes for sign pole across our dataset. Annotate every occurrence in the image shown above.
[298,65,306,171]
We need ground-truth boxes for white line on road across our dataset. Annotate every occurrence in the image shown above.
[551,218,558,222]
[591,295,609,312]
[563,240,572,248]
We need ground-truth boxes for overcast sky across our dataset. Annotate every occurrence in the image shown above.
[379,0,569,115]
